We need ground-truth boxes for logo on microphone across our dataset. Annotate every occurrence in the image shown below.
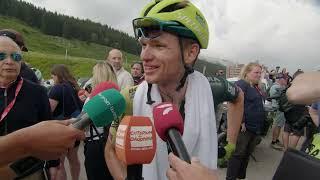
[156,103,173,115]
[130,126,153,150]
[98,93,118,120]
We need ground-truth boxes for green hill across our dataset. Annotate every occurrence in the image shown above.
[0,16,140,79]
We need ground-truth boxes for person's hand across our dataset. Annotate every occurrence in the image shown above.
[166,153,217,180]
[218,143,235,167]
[19,120,85,160]
[241,123,246,132]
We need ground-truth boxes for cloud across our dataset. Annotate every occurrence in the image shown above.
[22,0,320,72]
[203,0,320,72]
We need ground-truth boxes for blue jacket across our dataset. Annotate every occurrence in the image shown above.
[236,79,266,134]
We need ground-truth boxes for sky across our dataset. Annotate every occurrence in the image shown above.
[22,0,320,73]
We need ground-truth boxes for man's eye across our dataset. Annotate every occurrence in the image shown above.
[155,44,165,48]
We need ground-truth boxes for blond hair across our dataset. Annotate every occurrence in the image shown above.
[239,63,262,85]
[91,62,118,88]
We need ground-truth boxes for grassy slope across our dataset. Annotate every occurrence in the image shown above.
[0,16,139,79]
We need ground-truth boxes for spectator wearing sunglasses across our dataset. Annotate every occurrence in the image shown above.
[0,36,58,179]
[105,1,219,180]
[0,29,39,84]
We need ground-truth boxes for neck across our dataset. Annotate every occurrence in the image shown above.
[116,67,123,72]
[158,80,187,107]
[0,77,15,88]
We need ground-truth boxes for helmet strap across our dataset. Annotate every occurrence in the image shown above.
[146,83,155,105]
[176,38,194,91]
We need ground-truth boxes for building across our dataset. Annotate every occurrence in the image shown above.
[227,64,245,78]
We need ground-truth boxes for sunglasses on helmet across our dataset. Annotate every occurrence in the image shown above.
[0,52,23,62]
[132,17,197,40]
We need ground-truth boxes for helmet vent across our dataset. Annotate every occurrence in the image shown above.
[159,2,188,13]
[144,4,157,16]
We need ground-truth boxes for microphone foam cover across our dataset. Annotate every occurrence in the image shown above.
[152,102,184,141]
[84,89,125,127]
[90,81,120,98]
[115,116,156,165]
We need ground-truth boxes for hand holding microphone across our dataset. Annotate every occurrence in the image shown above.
[153,102,191,163]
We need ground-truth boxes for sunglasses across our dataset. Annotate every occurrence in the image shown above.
[132,17,197,40]
[0,52,23,62]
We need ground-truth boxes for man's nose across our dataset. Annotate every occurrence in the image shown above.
[140,46,154,62]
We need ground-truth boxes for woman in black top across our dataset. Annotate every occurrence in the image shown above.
[227,63,266,180]
[48,64,82,180]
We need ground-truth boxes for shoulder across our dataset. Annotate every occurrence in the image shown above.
[235,79,248,89]
[48,84,63,96]
[190,71,210,86]
[22,79,46,94]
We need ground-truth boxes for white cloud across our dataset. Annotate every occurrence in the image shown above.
[22,0,320,73]
[203,0,320,72]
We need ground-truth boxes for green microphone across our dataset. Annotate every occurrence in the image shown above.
[71,89,126,130]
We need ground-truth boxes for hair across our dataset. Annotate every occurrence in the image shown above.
[91,61,117,88]
[51,64,80,91]
[131,62,144,74]
[239,62,262,84]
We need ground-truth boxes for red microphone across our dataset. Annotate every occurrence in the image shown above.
[153,102,191,163]
[90,81,120,98]
[115,116,156,180]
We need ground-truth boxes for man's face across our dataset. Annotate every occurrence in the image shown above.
[0,37,22,81]
[108,49,123,71]
[131,63,143,78]
[139,32,184,85]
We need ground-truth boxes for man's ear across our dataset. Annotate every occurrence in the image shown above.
[184,42,200,65]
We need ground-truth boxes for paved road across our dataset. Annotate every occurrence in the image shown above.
[64,131,303,180]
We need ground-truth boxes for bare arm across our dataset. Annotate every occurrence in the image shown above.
[0,120,84,166]
[227,89,244,144]
[309,107,319,127]
[0,130,29,166]
[287,72,320,105]
[104,133,127,180]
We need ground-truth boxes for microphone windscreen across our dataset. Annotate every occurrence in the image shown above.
[83,89,126,127]
[90,81,120,98]
[152,102,184,141]
[115,116,156,165]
